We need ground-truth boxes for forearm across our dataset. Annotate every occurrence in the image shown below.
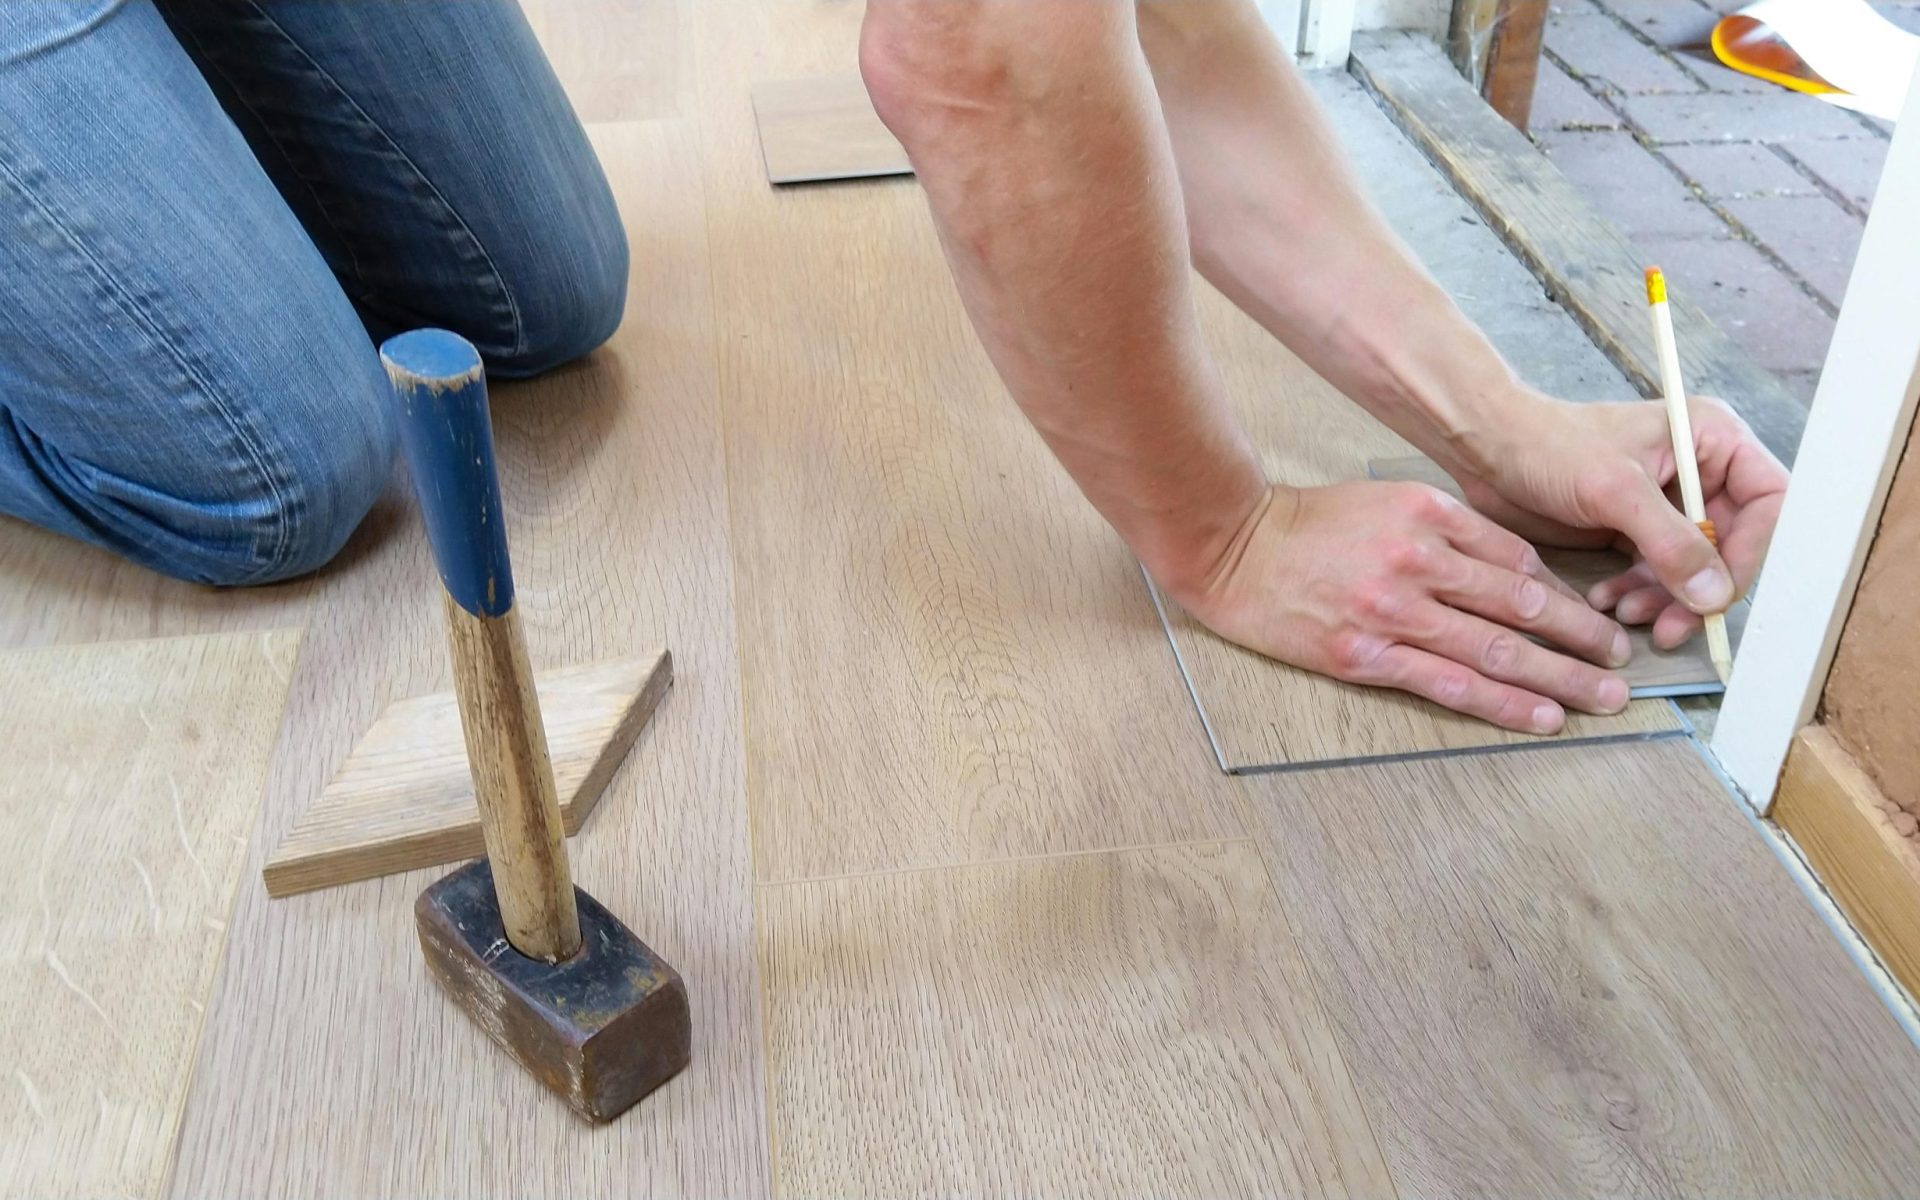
[860,1,1269,596]
[1136,0,1538,476]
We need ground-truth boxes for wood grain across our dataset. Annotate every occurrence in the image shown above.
[757,841,1394,1197]
[438,601,579,960]
[750,75,911,184]
[697,6,1246,882]
[1241,738,1920,1197]
[0,630,300,1199]
[167,118,772,1198]
[521,0,689,123]
[1776,724,1920,1002]
[264,651,671,897]
[0,514,315,650]
[1155,286,1681,772]
[1369,454,1748,696]
[1349,31,1806,464]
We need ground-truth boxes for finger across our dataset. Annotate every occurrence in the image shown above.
[1615,586,1671,627]
[1587,467,1733,614]
[1587,562,1659,612]
[1652,603,1703,650]
[1425,497,1589,605]
[1428,556,1630,668]
[1361,643,1566,734]
[1400,602,1630,716]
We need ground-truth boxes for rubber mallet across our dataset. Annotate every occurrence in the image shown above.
[380,329,690,1123]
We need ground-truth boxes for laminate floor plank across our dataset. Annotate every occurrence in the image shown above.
[0,631,300,1199]
[757,841,1395,1198]
[522,0,690,123]
[166,117,772,1198]
[1160,285,1683,771]
[1241,739,1920,1198]
[0,517,314,650]
[694,3,1245,884]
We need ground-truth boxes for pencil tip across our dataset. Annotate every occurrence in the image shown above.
[1714,658,1732,686]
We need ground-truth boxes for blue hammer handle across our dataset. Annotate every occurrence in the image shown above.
[379,329,515,617]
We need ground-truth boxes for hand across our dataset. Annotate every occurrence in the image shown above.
[1176,482,1633,733]
[1444,393,1788,648]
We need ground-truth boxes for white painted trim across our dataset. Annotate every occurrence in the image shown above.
[1254,0,1305,55]
[1298,0,1359,66]
[1712,72,1920,809]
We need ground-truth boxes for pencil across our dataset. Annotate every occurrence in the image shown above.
[1645,267,1733,685]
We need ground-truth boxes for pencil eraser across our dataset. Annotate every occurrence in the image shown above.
[1645,267,1666,305]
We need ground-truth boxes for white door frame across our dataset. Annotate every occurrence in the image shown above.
[1712,72,1920,809]
[1297,0,1358,66]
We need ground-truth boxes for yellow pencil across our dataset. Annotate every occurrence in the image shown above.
[1645,267,1733,685]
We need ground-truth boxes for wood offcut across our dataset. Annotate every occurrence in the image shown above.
[750,75,911,184]
[264,650,671,896]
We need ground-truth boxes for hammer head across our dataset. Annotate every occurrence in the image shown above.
[416,859,691,1122]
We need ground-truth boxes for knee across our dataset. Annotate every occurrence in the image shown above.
[485,192,630,379]
[180,360,397,587]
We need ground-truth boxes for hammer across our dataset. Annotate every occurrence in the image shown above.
[380,329,691,1123]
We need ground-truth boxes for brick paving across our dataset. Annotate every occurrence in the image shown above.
[1530,0,1915,407]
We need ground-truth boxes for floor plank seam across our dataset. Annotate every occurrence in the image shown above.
[1139,561,1229,773]
[754,834,1258,891]
[1682,738,1920,1052]
[1226,725,1694,779]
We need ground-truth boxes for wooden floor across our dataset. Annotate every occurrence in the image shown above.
[6,3,1920,1196]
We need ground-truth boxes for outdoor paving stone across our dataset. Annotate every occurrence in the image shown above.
[1538,129,1728,238]
[1782,139,1890,212]
[1617,90,1878,142]
[1721,193,1866,307]
[1546,13,1704,93]
[1661,142,1818,197]
[1636,234,1837,375]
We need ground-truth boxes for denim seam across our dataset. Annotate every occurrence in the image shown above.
[230,0,527,360]
[0,150,297,581]
[159,11,370,295]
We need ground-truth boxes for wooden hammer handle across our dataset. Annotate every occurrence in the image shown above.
[381,330,581,962]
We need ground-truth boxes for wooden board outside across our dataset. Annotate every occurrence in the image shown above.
[166,119,772,1198]
[263,650,673,897]
[699,7,1247,884]
[1153,286,1681,773]
[1776,724,1920,1001]
[750,75,911,185]
[0,631,300,1199]
[1242,738,1920,1196]
[757,841,1394,1197]
[1349,31,1807,464]
[1369,454,1748,696]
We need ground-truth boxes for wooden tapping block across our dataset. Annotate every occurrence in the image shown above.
[262,650,672,897]
[750,75,911,185]
[1367,455,1747,696]
[384,328,690,1121]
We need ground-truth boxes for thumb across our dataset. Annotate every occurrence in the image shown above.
[1600,470,1734,614]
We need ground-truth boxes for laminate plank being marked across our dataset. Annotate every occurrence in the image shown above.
[701,9,1245,883]
[167,118,771,1198]
[0,630,300,1200]
[757,842,1393,1197]
[1157,286,1680,773]
[1241,739,1920,1196]
[1369,454,1747,697]
[751,75,911,184]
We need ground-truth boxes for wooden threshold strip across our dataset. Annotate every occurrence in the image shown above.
[1348,31,1807,464]
[1775,724,1920,1002]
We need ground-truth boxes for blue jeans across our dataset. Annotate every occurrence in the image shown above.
[0,0,627,584]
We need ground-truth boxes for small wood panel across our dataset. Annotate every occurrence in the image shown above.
[1155,288,1681,773]
[0,515,314,650]
[0,630,301,1199]
[1242,739,1920,1196]
[701,11,1245,882]
[264,650,672,897]
[167,117,772,1198]
[750,75,911,185]
[757,841,1393,1197]
[1349,31,1806,465]
[1776,724,1920,1001]
[1370,454,1748,696]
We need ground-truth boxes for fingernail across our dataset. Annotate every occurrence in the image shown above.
[1609,629,1631,668]
[1598,676,1629,713]
[1532,703,1564,734]
[1684,567,1733,610]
